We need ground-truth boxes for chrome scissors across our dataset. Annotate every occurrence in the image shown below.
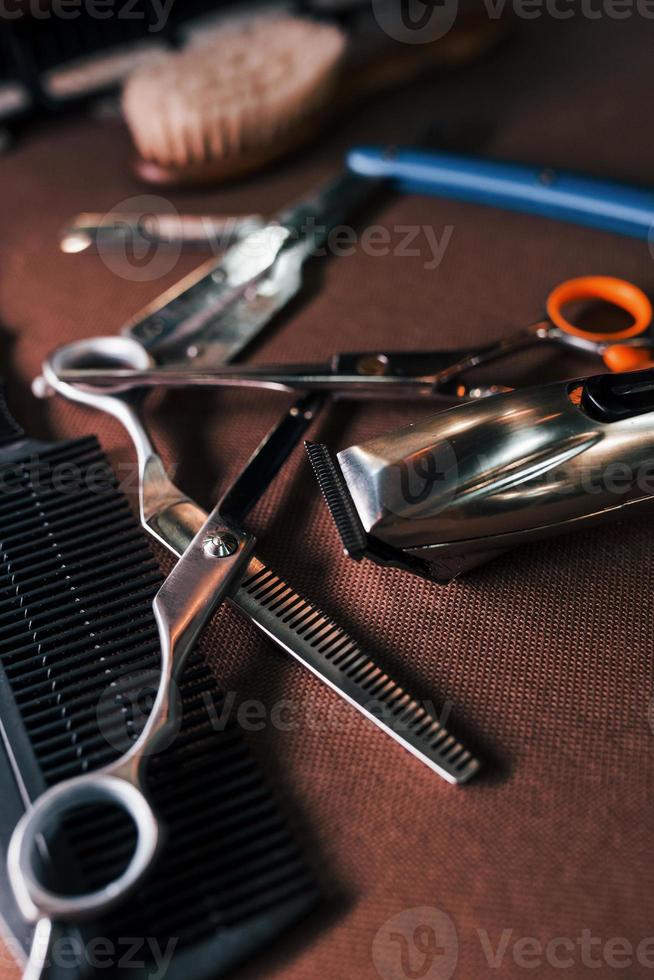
[51,276,654,401]
[33,335,479,784]
[8,483,255,977]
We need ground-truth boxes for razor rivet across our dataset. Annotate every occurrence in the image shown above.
[203,532,239,558]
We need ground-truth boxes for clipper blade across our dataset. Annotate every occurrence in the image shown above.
[305,441,367,558]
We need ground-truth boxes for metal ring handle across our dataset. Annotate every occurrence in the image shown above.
[49,335,153,375]
[546,276,652,341]
[8,774,160,923]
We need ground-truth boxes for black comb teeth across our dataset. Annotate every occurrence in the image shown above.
[305,442,368,558]
[0,437,163,779]
[0,422,318,977]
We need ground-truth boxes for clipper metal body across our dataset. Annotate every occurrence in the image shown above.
[308,369,654,582]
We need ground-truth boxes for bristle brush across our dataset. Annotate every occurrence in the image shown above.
[0,385,317,978]
[123,10,508,187]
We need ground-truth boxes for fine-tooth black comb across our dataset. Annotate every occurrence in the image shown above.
[0,384,318,979]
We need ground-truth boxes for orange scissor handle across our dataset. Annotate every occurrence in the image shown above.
[602,344,654,372]
[546,276,652,342]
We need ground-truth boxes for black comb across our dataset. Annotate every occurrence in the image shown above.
[0,386,318,978]
[2,3,167,111]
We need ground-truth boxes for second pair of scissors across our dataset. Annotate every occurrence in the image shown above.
[58,276,654,401]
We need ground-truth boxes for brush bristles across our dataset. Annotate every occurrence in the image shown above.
[122,13,346,168]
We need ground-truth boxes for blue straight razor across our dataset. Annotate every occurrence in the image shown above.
[347,145,654,242]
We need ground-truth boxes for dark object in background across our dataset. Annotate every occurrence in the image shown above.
[1,0,162,127]
[0,385,317,979]
[0,0,252,135]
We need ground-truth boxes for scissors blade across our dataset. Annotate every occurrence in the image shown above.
[59,213,263,254]
[122,223,294,362]
[58,365,436,397]
[218,393,326,525]
[57,341,521,400]
[122,172,382,367]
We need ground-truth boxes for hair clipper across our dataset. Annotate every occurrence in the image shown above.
[306,368,654,582]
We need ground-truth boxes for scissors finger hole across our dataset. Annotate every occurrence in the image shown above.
[10,776,159,922]
[560,299,635,335]
[44,801,138,893]
[546,276,652,341]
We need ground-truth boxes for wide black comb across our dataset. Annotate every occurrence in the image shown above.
[0,385,318,978]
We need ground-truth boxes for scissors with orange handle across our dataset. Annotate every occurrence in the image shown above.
[51,276,654,402]
[420,274,654,398]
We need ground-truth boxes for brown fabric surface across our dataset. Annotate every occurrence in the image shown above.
[2,18,654,980]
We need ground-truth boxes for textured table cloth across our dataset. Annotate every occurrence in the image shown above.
[1,17,653,980]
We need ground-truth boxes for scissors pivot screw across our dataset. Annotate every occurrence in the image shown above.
[356,353,389,376]
[203,531,239,558]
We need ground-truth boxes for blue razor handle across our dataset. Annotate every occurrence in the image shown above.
[347,146,654,241]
